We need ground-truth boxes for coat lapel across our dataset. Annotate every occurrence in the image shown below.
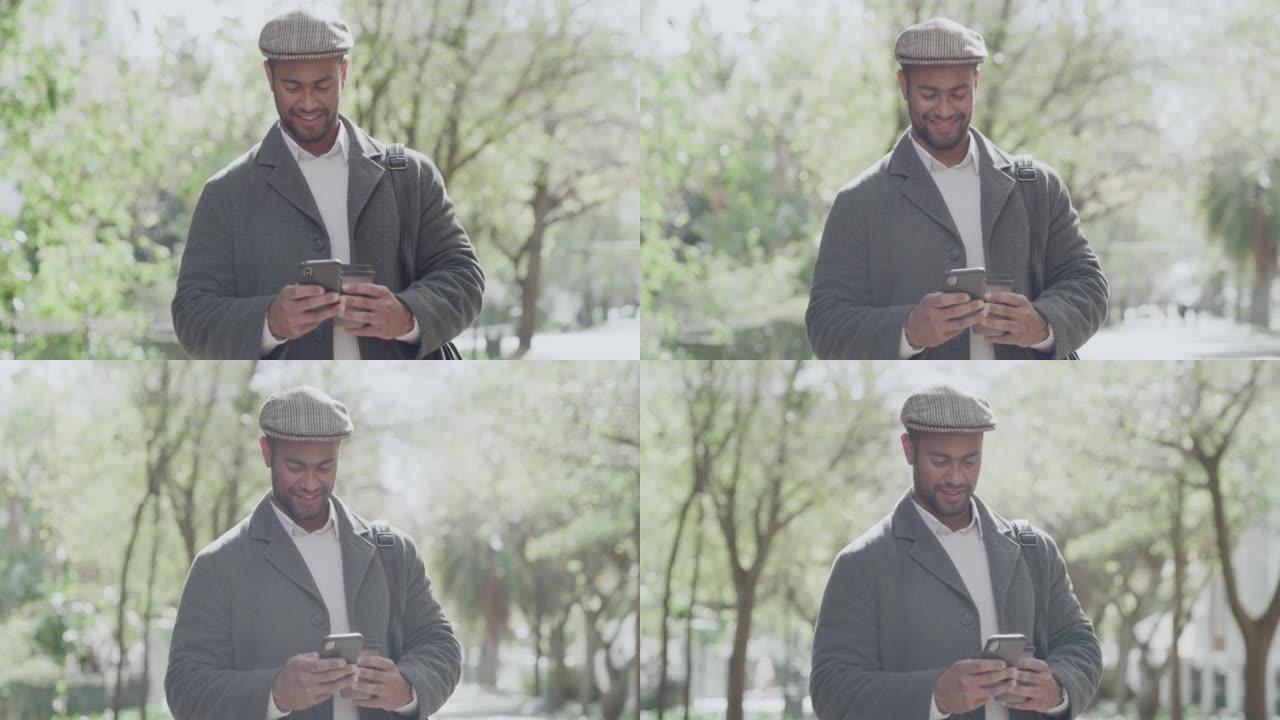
[344,117,388,243]
[255,124,327,231]
[249,493,325,608]
[333,495,376,623]
[975,495,1022,629]
[973,129,1016,266]
[893,492,974,606]
[887,131,961,242]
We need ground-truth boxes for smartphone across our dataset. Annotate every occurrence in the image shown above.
[299,259,344,295]
[942,267,987,299]
[982,633,1029,704]
[319,632,363,664]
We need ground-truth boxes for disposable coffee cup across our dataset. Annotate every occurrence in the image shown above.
[340,641,384,700]
[335,264,375,328]
[974,272,1014,336]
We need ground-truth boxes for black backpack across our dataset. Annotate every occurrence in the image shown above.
[1013,155,1080,360]
[383,143,463,360]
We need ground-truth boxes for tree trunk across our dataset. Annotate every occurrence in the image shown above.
[111,491,152,716]
[1169,476,1186,720]
[1243,631,1274,720]
[476,570,506,687]
[516,216,547,355]
[683,502,704,720]
[531,602,544,697]
[581,607,597,711]
[1249,204,1276,328]
[657,484,700,719]
[725,579,757,720]
[548,611,570,710]
[139,497,162,719]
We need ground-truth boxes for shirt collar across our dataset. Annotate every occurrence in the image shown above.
[912,494,983,538]
[910,129,979,175]
[270,496,338,538]
[280,119,349,163]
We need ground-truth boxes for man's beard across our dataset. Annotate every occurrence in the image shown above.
[911,113,970,153]
[913,465,971,519]
[271,467,331,525]
[282,108,337,144]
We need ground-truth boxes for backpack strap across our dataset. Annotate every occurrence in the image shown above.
[382,143,461,360]
[369,520,404,660]
[1013,155,1043,299]
[1006,519,1051,659]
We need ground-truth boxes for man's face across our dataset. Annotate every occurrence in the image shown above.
[902,431,983,524]
[898,64,980,153]
[264,57,348,147]
[260,437,340,528]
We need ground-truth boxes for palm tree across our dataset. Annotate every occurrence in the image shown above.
[1202,144,1280,328]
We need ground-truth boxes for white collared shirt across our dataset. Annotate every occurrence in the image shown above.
[260,122,421,357]
[898,132,1055,359]
[913,496,1068,720]
[264,498,418,719]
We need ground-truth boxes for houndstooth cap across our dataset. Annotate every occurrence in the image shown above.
[259,9,353,61]
[895,17,987,67]
[258,386,353,442]
[900,384,996,433]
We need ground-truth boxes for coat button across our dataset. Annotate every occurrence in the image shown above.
[311,612,324,627]
[948,247,962,262]
[312,235,327,253]
[960,612,974,626]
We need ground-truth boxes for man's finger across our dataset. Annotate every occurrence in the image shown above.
[290,283,329,298]
[311,666,360,689]
[930,291,975,308]
[984,291,1025,306]
[357,655,396,671]
[342,282,384,297]
[295,292,341,311]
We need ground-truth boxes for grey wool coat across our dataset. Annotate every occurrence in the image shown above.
[172,116,484,359]
[805,129,1108,359]
[810,492,1101,720]
[164,493,462,720]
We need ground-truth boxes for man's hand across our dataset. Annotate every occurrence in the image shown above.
[904,292,986,350]
[1003,657,1066,712]
[271,652,358,712]
[267,285,341,341]
[339,283,414,340]
[349,654,414,711]
[983,291,1049,347]
[933,658,1018,715]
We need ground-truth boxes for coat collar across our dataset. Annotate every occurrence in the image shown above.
[892,488,1023,621]
[886,127,1018,261]
[255,115,391,241]
[249,490,380,616]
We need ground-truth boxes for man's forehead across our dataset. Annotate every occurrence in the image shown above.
[272,57,345,80]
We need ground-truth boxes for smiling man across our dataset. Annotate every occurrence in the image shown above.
[165,386,461,720]
[172,9,484,359]
[805,18,1108,359]
[810,384,1101,720]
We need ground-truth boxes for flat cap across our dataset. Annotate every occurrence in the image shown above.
[895,17,987,66]
[259,9,353,61]
[258,386,354,442]
[900,384,996,433]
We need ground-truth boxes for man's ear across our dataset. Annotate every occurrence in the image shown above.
[259,436,272,467]
[897,68,908,101]
[900,433,916,465]
[264,60,276,92]
[339,56,349,89]
[973,65,981,93]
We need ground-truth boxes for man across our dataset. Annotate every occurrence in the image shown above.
[172,9,484,359]
[805,18,1108,359]
[165,386,461,720]
[810,385,1101,720]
